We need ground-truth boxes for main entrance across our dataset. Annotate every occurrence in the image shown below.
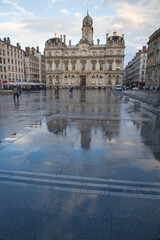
[80,75,86,86]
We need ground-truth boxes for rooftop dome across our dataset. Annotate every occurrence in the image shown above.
[46,34,64,45]
[108,31,124,42]
[83,12,92,23]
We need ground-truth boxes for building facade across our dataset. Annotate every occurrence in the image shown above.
[44,13,125,89]
[146,28,160,89]
[0,37,25,89]
[24,47,46,83]
[124,46,147,89]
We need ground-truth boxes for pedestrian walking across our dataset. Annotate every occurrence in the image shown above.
[54,86,59,98]
[13,86,19,102]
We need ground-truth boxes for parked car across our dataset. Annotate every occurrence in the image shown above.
[116,85,122,91]
[132,87,139,90]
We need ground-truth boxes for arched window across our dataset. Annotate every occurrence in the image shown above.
[92,52,97,56]
[116,63,120,71]
[108,76,112,84]
[92,75,95,78]
[48,52,52,57]
[109,63,112,71]
[49,75,52,84]
[109,51,113,55]
[72,52,75,56]
[117,50,121,55]
[64,52,69,56]
[116,76,120,84]
[56,76,59,84]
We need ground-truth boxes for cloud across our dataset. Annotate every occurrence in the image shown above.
[74,12,82,17]
[60,8,69,14]
[0,0,34,18]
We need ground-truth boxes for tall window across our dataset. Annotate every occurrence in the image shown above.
[109,63,112,70]
[100,63,103,71]
[82,63,85,71]
[72,63,75,70]
[108,76,112,84]
[92,63,96,70]
[65,63,68,71]
[48,63,52,70]
[56,76,59,84]
[49,76,52,84]
[56,63,59,70]
[116,76,120,84]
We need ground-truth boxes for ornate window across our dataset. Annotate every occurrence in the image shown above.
[65,63,68,71]
[92,63,96,70]
[56,63,59,70]
[82,63,85,71]
[48,52,52,57]
[55,75,59,84]
[116,63,120,71]
[109,63,112,70]
[92,52,97,56]
[109,51,113,55]
[72,52,76,56]
[64,52,69,56]
[48,63,52,70]
[116,76,120,84]
[100,63,103,71]
[108,76,112,84]
[49,75,52,84]
[72,63,75,70]
[117,50,121,55]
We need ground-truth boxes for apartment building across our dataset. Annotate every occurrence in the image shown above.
[0,37,25,89]
[24,47,46,83]
[146,28,160,88]
[124,46,147,89]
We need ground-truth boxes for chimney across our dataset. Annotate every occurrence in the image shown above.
[37,46,39,53]
[69,40,71,46]
[25,47,29,56]
[7,37,10,45]
[136,53,139,57]
[32,47,34,55]
[3,38,7,43]
[106,33,109,43]
[142,46,146,52]
[17,43,20,48]
[63,35,66,44]
[122,34,124,39]
[97,39,100,45]
[60,35,62,43]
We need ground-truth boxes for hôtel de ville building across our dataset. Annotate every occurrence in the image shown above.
[44,13,125,88]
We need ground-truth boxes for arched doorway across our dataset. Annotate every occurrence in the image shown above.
[80,75,86,86]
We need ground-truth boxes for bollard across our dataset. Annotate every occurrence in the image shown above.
[125,96,129,102]
[141,97,146,103]
[152,100,158,107]
[146,98,151,104]
[134,100,141,108]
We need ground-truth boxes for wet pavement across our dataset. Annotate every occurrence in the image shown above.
[0,89,160,240]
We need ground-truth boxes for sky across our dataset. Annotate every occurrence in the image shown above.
[0,0,160,66]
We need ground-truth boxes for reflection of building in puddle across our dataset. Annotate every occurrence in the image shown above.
[46,118,67,136]
[78,119,120,149]
[141,120,160,161]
